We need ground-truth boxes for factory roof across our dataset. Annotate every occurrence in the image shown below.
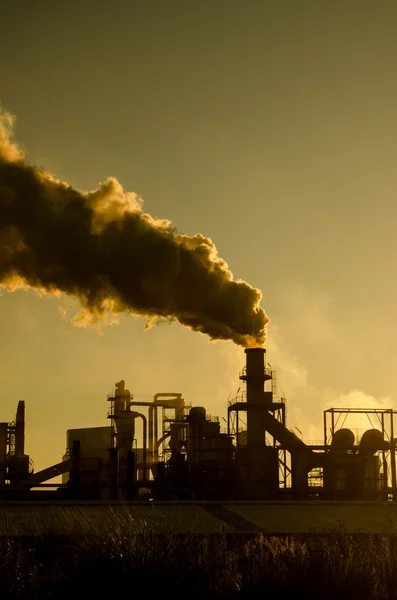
[1,501,397,536]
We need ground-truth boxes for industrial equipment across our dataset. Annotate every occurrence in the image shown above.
[1,347,396,501]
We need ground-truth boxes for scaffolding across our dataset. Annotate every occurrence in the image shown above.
[324,407,397,499]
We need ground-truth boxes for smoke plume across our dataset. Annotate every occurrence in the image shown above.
[0,111,269,346]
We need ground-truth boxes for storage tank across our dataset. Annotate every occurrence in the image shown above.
[359,429,384,456]
[331,428,355,451]
[188,406,206,423]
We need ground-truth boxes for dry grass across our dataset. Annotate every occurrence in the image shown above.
[1,525,397,599]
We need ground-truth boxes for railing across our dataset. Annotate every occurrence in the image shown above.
[228,392,287,406]
[239,365,273,378]
[306,440,324,446]
[206,415,219,422]
[228,391,247,405]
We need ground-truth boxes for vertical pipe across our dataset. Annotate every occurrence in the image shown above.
[154,406,158,462]
[381,413,387,498]
[390,410,396,497]
[331,410,335,440]
[323,411,327,447]
[148,405,154,462]
[136,414,147,481]
[15,401,25,457]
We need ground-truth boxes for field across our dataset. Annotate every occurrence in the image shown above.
[2,524,397,600]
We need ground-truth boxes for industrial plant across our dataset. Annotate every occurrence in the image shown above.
[1,348,396,503]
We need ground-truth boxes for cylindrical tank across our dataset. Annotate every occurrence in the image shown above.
[359,429,384,456]
[331,428,355,451]
[188,406,206,423]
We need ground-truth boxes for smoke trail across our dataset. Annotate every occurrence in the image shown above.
[0,111,269,346]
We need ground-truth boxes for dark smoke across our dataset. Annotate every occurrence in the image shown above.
[0,111,269,346]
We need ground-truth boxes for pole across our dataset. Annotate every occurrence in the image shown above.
[390,410,396,498]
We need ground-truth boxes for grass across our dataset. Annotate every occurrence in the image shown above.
[2,527,397,599]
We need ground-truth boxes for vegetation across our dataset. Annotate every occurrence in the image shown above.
[1,526,397,599]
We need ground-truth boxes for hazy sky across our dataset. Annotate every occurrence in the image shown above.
[1,1,397,471]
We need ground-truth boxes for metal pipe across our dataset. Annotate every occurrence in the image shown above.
[131,394,184,467]
[381,412,388,498]
[390,409,396,496]
[15,401,25,457]
[149,405,154,462]
[152,394,184,463]
[129,412,147,481]
[137,413,147,481]
[154,406,158,462]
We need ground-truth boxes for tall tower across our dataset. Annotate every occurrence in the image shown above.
[239,348,272,447]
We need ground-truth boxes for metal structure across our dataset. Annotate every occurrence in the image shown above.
[0,348,396,502]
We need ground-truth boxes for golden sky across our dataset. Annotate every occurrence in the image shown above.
[1,0,397,471]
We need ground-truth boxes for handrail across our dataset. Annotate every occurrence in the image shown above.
[239,365,273,378]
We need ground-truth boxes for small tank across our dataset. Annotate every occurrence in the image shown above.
[331,428,355,451]
[359,429,384,456]
[188,406,207,423]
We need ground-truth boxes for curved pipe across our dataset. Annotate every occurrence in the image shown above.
[130,411,147,481]
[148,394,184,463]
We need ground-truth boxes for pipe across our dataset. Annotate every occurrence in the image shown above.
[152,394,184,463]
[130,395,184,465]
[148,394,184,464]
[137,413,147,481]
[15,401,25,457]
[130,411,147,481]
[149,404,154,462]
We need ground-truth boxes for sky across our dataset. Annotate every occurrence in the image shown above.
[1,0,397,472]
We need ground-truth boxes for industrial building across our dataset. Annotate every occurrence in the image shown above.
[0,347,396,505]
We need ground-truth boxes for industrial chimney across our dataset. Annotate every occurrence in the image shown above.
[239,348,272,446]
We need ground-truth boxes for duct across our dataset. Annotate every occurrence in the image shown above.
[148,393,184,463]
[23,459,73,487]
[261,410,313,455]
[129,411,147,481]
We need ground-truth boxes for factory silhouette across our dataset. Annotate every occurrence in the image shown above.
[1,112,396,535]
[1,346,395,503]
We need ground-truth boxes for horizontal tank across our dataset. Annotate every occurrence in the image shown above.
[331,428,355,451]
[359,429,384,456]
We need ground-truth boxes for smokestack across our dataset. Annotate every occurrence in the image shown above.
[242,348,271,404]
[240,348,272,446]
[15,400,25,457]
[0,111,269,347]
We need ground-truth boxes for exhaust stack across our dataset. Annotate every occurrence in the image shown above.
[240,348,272,447]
